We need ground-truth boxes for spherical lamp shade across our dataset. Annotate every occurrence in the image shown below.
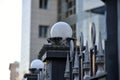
[50,22,73,39]
[30,59,44,69]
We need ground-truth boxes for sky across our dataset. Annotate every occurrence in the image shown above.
[0,0,21,80]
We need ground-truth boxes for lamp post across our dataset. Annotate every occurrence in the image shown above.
[40,21,75,80]
[49,22,75,80]
[22,59,44,80]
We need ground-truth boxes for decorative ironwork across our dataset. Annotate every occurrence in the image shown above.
[64,53,70,79]
[83,41,90,80]
[73,48,79,80]
[64,22,106,80]
[96,32,105,76]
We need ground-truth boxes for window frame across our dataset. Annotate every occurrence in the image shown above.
[39,0,48,9]
[39,25,48,38]
[65,0,76,17]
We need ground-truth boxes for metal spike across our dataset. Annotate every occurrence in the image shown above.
[70,40,74,61]
[64,53,70,78]
[84,41,90,63]
[83,41,90,80]
[91,22,96,45]
[80,32,84,51]
[73,48,79,74]
[96,32,105,76]
[98,32,104,56]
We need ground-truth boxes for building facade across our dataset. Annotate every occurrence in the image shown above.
[9,62,19,80]
[20,0,58,75]
[20,0,105,79]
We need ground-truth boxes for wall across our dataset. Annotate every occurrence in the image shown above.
[30,0,58,63]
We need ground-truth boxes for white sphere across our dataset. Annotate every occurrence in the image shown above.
[50,22,73,39]
[30,59,44,69]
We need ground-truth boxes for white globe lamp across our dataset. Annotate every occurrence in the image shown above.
[30,59,44,69]
[50,22,73,40]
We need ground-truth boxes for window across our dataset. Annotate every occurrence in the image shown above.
[39,25,48,38]
[66,0,76,17]
[71,24,76,38]
[39,0,48,9]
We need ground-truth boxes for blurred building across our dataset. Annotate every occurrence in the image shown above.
[20,0,58,75]
[20,0,105,79]
[58,0,105,46]
[9,62,19,80]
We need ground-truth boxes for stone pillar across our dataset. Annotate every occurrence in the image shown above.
[118,0,120,78]
[104,0,119,79]
[39,45,69,80]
